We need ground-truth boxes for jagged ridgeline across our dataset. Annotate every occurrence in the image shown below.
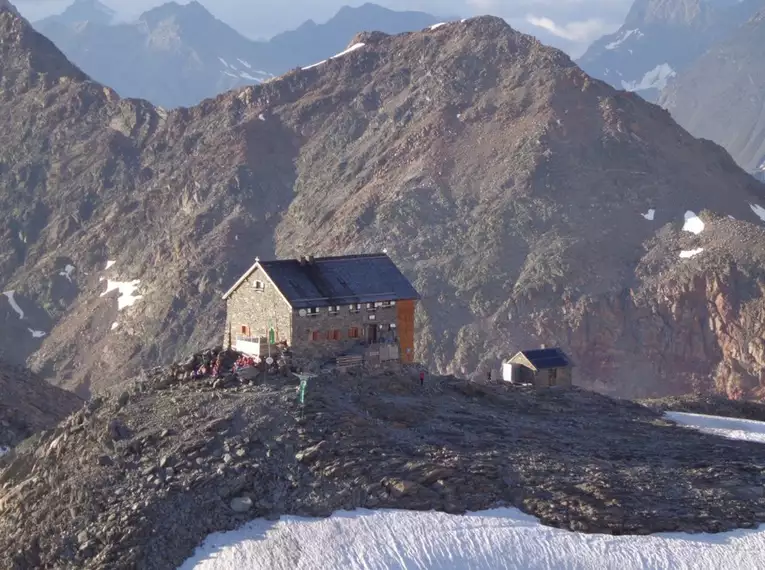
[2,2,765,399]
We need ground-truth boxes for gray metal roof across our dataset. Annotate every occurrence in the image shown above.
[257,254,420,309]
[518,348,570,370]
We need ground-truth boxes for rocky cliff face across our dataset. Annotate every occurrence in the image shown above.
[3,3,765,399]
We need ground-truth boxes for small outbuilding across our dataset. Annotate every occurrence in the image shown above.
[502,348,572,388]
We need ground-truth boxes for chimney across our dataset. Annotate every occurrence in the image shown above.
[298,256,306,266]
[307,255,315,264]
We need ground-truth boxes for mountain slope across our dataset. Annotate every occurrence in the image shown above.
[578,0,764,101]
[4,4,765,399]
[0,360,82,451]
[3,370,765,568]
[33,2,441,109]
[659,10,765,173]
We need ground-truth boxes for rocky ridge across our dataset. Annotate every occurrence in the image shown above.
[4,3,765,399]
[3,364,765,569]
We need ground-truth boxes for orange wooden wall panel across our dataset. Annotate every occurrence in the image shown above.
[396,300,416,363]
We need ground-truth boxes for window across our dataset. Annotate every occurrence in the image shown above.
[329,305,340,315]
[253,280,265,292]
[327,330,341,341]
[240,325,249,335]
[366,302,376,312]
[311,331,321,342]
[307,308,319,317]
[382,300,395,308]
[349,304,361,313]
[348,327,360,339]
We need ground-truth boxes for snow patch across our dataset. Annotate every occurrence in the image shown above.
[665,412,765,445]
[218,57,231,69]
[605,28,643,50]
[239,72,262,82]
[0,446,9,458]
[28,328,46,338]
[111,322,119,330]
[303,43,365,70]
[59,264,75,282]
[258,114,266,121]
[178,506,765,570]
[105,260,116,270]
[2,291,24,319]
[750,203,765,223]
[303,59,327,70]
[621,63,676,92]
[682,210,704,234]
[679,248,704,259]
[429,22,447,30]
[641,208,655,220]
[237,58,252,69]
[100,280,143,311]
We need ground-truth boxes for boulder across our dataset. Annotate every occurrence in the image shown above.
[230,497,253,513]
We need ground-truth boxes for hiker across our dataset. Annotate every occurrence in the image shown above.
[419,370,425,386]
[487,370,491,382]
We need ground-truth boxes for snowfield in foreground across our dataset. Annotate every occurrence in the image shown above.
[179,508,765,570]
[664,411,765,444]
[179,412,765,570]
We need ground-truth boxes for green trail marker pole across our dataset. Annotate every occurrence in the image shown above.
[293,373,315,420]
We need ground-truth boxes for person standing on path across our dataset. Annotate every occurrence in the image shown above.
[419,370,425,386]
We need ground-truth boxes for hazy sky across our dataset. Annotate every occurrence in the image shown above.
[13,0,633,56]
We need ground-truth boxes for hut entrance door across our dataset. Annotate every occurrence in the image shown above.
[549,368,557,386]
[367,324,378,343]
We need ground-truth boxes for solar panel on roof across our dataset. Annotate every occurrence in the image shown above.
[520,348,570,369]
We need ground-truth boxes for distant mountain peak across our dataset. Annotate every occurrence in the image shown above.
[142,0,215,20]
[52,0,116,26]
[578,0,764,102]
